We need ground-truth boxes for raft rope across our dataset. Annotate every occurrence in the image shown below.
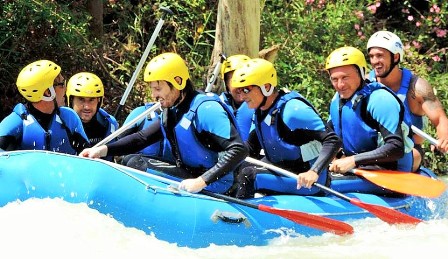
[102,158,223,202]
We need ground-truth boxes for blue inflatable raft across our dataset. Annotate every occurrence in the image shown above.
[0,150,445,248]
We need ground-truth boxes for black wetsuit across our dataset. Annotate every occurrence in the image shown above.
[106,88,248,185]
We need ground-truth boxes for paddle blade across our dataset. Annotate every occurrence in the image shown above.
[353,169,447,198]
[350,198,422,225]
[258,204,354,236]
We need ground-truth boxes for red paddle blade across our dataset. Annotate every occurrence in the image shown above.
[350,198,422,225]
[258,204,354,236]
[353,169,447,198]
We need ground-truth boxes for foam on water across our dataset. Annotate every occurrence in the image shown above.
[1,195,447,259]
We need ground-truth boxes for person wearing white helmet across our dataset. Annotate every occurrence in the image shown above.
[79,53,248,194]
[0,60,89,154]
[67,72,119,161]
[367,30,448,171]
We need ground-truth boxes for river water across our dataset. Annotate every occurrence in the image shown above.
[1,178,447,259]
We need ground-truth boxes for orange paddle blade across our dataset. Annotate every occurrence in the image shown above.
[259,204,354,235]
[315,183,422,225]
[350,198,422,225]
[353,169,447,198]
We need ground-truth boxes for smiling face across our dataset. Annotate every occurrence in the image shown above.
[149,80,181,108]
[329,65,361,100]
[72,96,100,123]
[368,47,398,78]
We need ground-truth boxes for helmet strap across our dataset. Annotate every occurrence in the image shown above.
[260,84,274,96]
[41,86,56,102]
[223,73,231,93]
[377,52,398,79]
[52,98,58,109]
[259,96,268,109]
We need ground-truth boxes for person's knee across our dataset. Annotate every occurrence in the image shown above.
[234,165,259,199]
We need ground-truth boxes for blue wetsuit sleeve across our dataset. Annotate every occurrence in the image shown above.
[0,113,23,138]
[283,99,325,131]
[354,90,404,165]
[195,101,232,138]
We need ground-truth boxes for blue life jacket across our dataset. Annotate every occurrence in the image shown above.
[94,108,119,161]
[124,103,173,162]
[219,93,255,141]
[160,93,237,193]
[368,68,423,129]
[4,103,88,154]
[255,91,321,164]
[329,82,413,171]
[161,93,237,170]
[252,91,328,195]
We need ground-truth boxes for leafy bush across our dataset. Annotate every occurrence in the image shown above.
[0,0,446,173]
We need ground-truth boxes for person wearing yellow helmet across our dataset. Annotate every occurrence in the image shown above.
[367,30,448,171]
[0,60,89,154]
[80,53,248,194]
[218,54,255,141]
[325,46,414,192]
[66,72,119,160]
[230,58,342,198]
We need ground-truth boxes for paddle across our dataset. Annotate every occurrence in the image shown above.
[204,53,227,93]
[114,6,173,119]
[200,189,354,235]
[244,157,423,225]
[351,168,446,198]
[100,159,354,236]
[94,102,161,148]
[314,183,422,225]
[411,125,438,146]
[246,156,445,198]
[348,126,445,198]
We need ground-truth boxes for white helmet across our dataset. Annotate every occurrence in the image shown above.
[367,31,404,62]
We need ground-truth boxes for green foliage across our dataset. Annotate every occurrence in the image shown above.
[0,0,95,119]
[260,1,379,118]
[0,0,447,173]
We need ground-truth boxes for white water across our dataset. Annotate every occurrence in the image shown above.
[1,181,447,259]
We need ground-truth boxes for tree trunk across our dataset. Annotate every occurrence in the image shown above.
[207,0,260,93]
[87,0,103,39]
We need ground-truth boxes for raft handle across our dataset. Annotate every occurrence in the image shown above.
[211,210,251,228]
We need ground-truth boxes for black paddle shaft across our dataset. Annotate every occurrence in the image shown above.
[200,190,258,210]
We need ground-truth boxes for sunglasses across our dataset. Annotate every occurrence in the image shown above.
[237,86,254,94]
[53,80,66,88]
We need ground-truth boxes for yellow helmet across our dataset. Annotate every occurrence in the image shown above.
[232,58,277,88]
[220,54,250,79]
[144,53,190,90]
[16,60,61,102]
[325,46,367,80]
[66,72,104,107]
